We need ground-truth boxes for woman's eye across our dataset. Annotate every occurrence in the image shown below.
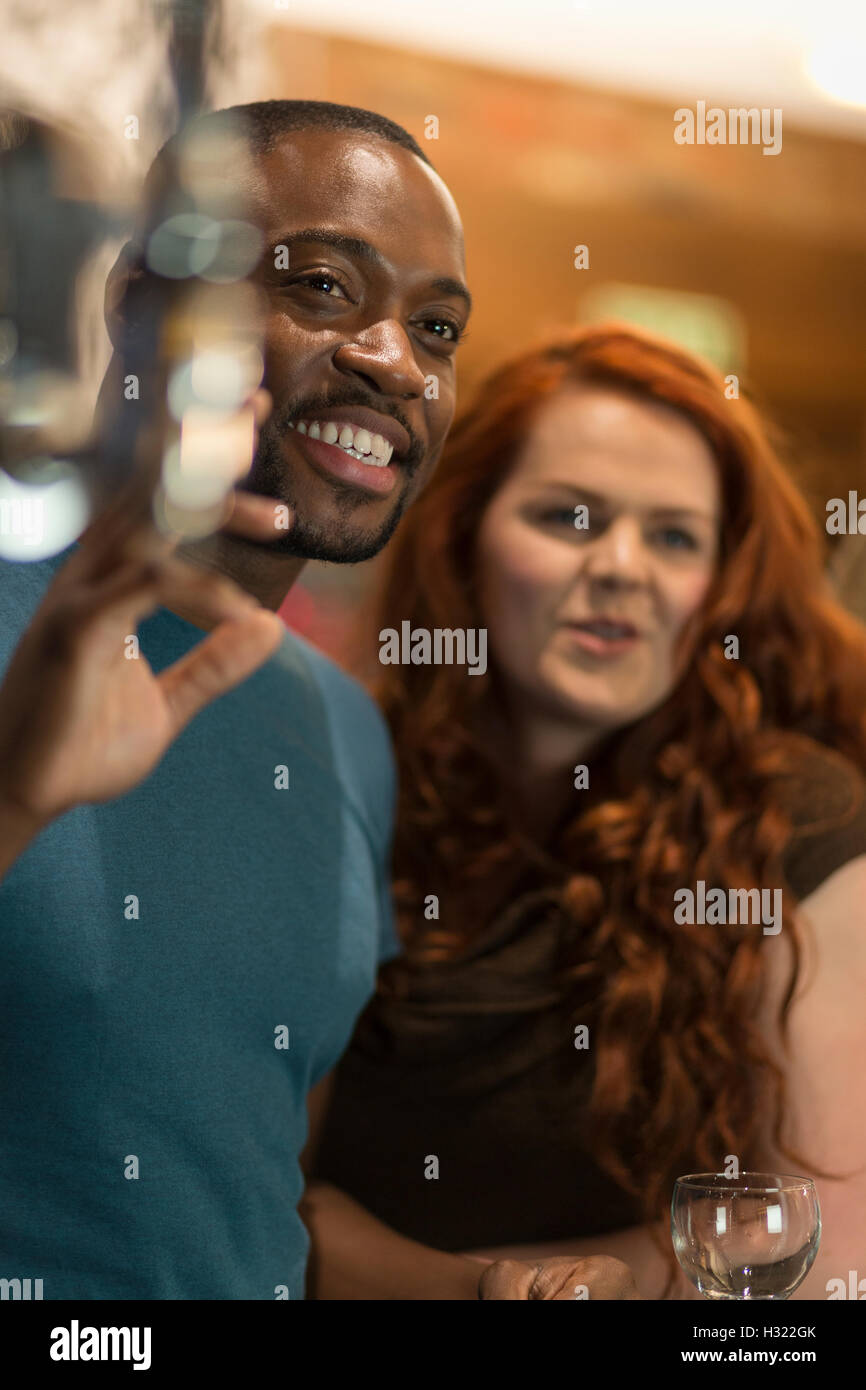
[539,507,585,528]
[655,526,697,551]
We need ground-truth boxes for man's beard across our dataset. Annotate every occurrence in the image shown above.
[239,410,415,563]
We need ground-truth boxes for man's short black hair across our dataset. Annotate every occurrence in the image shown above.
[134,99,436,249]
[185,99,434,169]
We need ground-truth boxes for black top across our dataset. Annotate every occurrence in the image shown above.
[314,746,866,1251]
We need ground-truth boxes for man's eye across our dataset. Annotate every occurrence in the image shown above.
[291,272,349,299]
[417,316,464,343]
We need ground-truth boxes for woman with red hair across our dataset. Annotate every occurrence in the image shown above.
[308,323,866,1299]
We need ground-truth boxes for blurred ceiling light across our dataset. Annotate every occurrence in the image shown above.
[157,403,256,535]
[805,34,866,109]
[146,213,263,283]
[147,213,220,278]
[256,0,866,138]
[0,319,18,368]
[580,282,746,373]
[168,343,263,419]
[0,369,93,477]
[0,462,90,561]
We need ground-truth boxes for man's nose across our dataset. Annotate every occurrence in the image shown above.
[333,321,427,399]
[581,515,650,587]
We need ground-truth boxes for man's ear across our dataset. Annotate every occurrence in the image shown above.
[104,240,147,350]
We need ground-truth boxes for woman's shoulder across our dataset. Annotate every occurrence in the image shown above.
[773,742,866,900]
[774,741,866,823]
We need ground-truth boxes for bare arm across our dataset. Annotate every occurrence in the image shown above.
[299,1072,481,1299]
[300,1178,484,1300]
[299,1073,640,1300]
[754,855,866,1300]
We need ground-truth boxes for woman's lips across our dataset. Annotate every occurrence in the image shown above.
[564,623,642,657]
[292,431,399,497]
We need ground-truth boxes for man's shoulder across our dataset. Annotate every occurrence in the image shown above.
[0,552,396,838]
[274,628,395,840]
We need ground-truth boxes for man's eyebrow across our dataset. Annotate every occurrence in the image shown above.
[269,228,387,269]
[430,276,472,314]
[267,229,472,312]
[535,482,715,521]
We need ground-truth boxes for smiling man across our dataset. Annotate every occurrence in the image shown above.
[0,101,638,1303]
[109,102,469,598]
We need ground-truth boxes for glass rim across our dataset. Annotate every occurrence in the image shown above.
[673,1171,816,1194]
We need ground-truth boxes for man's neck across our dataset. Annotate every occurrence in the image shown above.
[168,534,307,630]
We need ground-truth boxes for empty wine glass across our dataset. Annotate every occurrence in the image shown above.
[672,1172,821,1300]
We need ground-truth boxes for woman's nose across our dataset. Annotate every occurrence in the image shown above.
[580,515,650,584]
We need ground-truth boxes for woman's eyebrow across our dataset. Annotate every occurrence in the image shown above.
[533,482,715,521]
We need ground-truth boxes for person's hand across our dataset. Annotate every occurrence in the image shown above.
[0,389,288,828]
[478,1255,641,1300]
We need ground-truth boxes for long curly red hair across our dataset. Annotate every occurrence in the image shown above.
[365,323,866,1286]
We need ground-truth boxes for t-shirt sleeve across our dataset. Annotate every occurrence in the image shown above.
[371,705,401,966]
[779,746,866,900]
[298,638,402,965]
[376,854,401,965]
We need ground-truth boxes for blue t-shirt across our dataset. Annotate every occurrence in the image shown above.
[0,550,399,1300]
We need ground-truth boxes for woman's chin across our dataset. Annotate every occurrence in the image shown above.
[539,675,654,732]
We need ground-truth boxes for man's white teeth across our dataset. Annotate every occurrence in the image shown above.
[289,418,394,465]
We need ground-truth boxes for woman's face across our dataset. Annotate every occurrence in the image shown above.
[475,385,722,740]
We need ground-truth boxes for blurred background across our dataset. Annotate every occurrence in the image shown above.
[2,0,865,644]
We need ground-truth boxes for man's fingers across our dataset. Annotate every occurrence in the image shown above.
[56,496,161,590]
[64,385,277,581]
[76,559,166,633]
[31,558,168,663]
[221,488,294,544]
[50,549,269,663]
[251,387,272,430]
[71,478,288,585]
[158,608,284,733]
